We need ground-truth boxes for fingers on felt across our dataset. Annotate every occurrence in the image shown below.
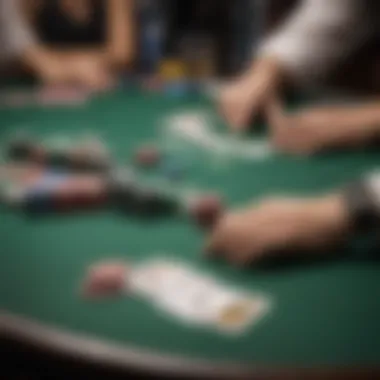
[204,214,264,266]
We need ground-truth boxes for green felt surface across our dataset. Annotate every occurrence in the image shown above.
[0,88,380,366]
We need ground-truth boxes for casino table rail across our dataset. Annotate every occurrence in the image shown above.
[1,312,379,380]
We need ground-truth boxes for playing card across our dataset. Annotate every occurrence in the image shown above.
[130,259,188,299]
[155,272,221,324]
[130,259,272,334]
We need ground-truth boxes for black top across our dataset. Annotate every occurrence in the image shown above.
[34,0,106,46]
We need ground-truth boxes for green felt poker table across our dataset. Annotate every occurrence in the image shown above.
[0,86,380,379]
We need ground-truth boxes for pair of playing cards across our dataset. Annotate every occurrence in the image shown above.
[128,258,271,335]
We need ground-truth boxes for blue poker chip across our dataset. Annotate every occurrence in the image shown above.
[24,172,69,212]
[160,159,186,181]
[29,171,68,192]
[25,190,54,213]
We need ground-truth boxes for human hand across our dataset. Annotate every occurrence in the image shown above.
[267,98,380,155]
[218,57,284,132]
[42,53,114,91]
[24,48,113,91]
[205,194,350,265]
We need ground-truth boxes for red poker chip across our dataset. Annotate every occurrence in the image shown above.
[82,261,129,298]
[54,176,107,211]
[189,194,224,229]
[134,145,161,168]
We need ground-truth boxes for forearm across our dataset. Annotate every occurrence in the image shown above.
[326,102,380,146]
[106,0,135,67]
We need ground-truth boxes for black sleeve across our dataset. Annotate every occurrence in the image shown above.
[343,171,380,233]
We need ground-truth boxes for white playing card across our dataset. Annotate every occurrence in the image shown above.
[130,259,185,298]
[154,270,220,324]
[130,259,272,334]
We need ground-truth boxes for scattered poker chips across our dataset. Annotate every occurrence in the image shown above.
[5,131,111,173]
[107,168,178,217]
[2,131,225,227]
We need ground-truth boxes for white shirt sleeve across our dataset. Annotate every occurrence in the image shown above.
[258,0,374,85]
[0,0,37,64]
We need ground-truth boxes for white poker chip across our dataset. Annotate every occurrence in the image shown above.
[0,184,26,206]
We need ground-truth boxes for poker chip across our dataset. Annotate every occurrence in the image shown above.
[107,171,140,211]
[0,184,26,207]
[188,194,223,228]
[134,187,177,216]
[80,134,109,159]
[54,176,108,212]
[7,134,35,160]
[160,159,185,181]
[134,145,161,168]
[82,261,130,299]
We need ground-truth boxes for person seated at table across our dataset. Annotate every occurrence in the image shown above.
[206,169,380,264]
[0,0,135,90]
[219,0,380,155]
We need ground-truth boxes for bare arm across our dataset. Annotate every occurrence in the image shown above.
[106,0,135,68]
[266,96,380,155]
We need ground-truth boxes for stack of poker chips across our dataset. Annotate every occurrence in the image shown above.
[0,131,111,214]
[106,168,178,217]
[6,132,111,174]
[0,168,108,214]
[0,133,223,225]
[0,164,180,217]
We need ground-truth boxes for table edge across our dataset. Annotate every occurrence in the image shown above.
[0,311,378,380]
